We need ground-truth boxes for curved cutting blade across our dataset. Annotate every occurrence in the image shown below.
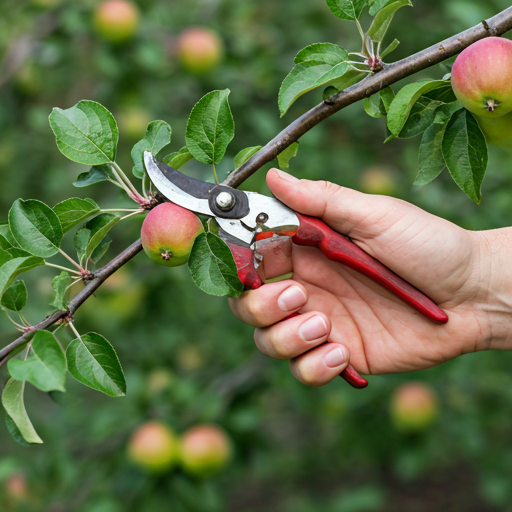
[144,151,213,215]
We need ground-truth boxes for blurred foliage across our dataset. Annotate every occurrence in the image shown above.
[1,0,512,510]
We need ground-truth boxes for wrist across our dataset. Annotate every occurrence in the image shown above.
[471,228,512,351]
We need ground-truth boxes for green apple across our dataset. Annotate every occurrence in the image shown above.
[93,0,140,44]
[178,28,224,74]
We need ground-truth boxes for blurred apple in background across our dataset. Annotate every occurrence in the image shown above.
[117,106,152,140]
[178,27,224,74]
[179,424,232,477]
[127,421,178,473]
[390,382,439,433]
[4,473,28,502]
[94,0,141,44]
[147,368,175,394]
[359,166,397,196]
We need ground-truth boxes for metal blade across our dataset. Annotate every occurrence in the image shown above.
[144,151,213,215]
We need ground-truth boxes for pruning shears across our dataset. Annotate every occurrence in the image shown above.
[143,151,449,389]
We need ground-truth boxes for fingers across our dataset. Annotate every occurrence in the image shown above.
[228,280,308,328]
[290,343,350,387]
[254,311,331,360]
[266,167,405,238]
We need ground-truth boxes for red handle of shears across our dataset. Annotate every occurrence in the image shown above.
[293,214,448,324]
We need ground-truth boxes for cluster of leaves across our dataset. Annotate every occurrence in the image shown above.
[1,83,297,444]
[364,78,488,203]
[278,0,412,116]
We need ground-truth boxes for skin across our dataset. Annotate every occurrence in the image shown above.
[229,169,512,387]
[451,37,512,118]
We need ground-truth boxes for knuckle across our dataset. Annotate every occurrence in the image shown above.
[254,328,291,360]
[244,297,267,326]
[291,359,324,387]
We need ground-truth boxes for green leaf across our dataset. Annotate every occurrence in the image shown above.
[279,43,351,116]
[0,225,19,249]
[442,109,488,203]
[73,213,121,265]
[8,331,66,393]
[329,68,368,91]
[8,199,63,258]
[414,122,448,186]
[364,94,387,118]
[53,198,100,233]
[2,379,43,444]
[380,86,395,113]
[387,80,447,136]
[185,89,235,165]
[398,98,443,138]
[433,101,463,125]
[1,281,27,311]
[326,0,367,20]
[90,236,112,265]
[5,413,34,447]
[73,166,110,188]
[0,255,44,297]
[380,38,400,59]
[163,147,193,170]
[50,271,74,310]
[423,84,457,103]
[131,120,172,179]
[49,100,119,165]
[277,142,299,169]
[368,0,412,42]
[66,332,126,397]
[368,0,395,15]
[234,146,262,169]
[188,232,243,298]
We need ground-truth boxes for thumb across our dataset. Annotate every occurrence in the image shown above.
[266,168,403,239]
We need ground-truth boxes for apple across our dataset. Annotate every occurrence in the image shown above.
[127,421,178,473]
[141,202,204,267]
[94,0,140,44]
[451,37,512,118]
[390,382,439,432]
[178,28,224,74]
[359,167,396,196]
[179,424,232,477]
[4,473,28,501]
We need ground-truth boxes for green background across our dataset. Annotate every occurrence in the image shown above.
[1,0,512,510]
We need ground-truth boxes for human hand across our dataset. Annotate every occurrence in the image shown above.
[229,169,510,386]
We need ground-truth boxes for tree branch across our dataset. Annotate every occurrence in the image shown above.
[2,7,512,362]
[224,7,512,187]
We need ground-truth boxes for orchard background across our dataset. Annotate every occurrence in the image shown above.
[2,0,512,511]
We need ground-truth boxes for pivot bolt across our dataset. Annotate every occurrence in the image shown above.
[216,191,235,211]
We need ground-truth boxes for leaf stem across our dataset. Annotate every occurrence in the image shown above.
[101,209,140,213]
[2,308,25,331]
[45,262,81,275]
[120,211,144,221]
[355,19,366,52]
[24,342,32,361]
[18,311,30,328]
[68,321,82,341]
[212,163,219,185]
[111,162,145,202]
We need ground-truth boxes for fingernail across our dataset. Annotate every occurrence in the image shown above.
[272,169,299,182]
[299,316,328,342]
[278,285,307,311]
[323,347,347,368]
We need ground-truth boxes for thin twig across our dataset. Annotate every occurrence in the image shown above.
[223,7,512,188]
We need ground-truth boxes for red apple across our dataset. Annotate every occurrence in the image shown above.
[390,382,439,432]
[94,0,140,44]
[451,37,512,118]
[179,424,232,477]
[141,202,204,267]
[127,421,178,473]
[178,28,224,74]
